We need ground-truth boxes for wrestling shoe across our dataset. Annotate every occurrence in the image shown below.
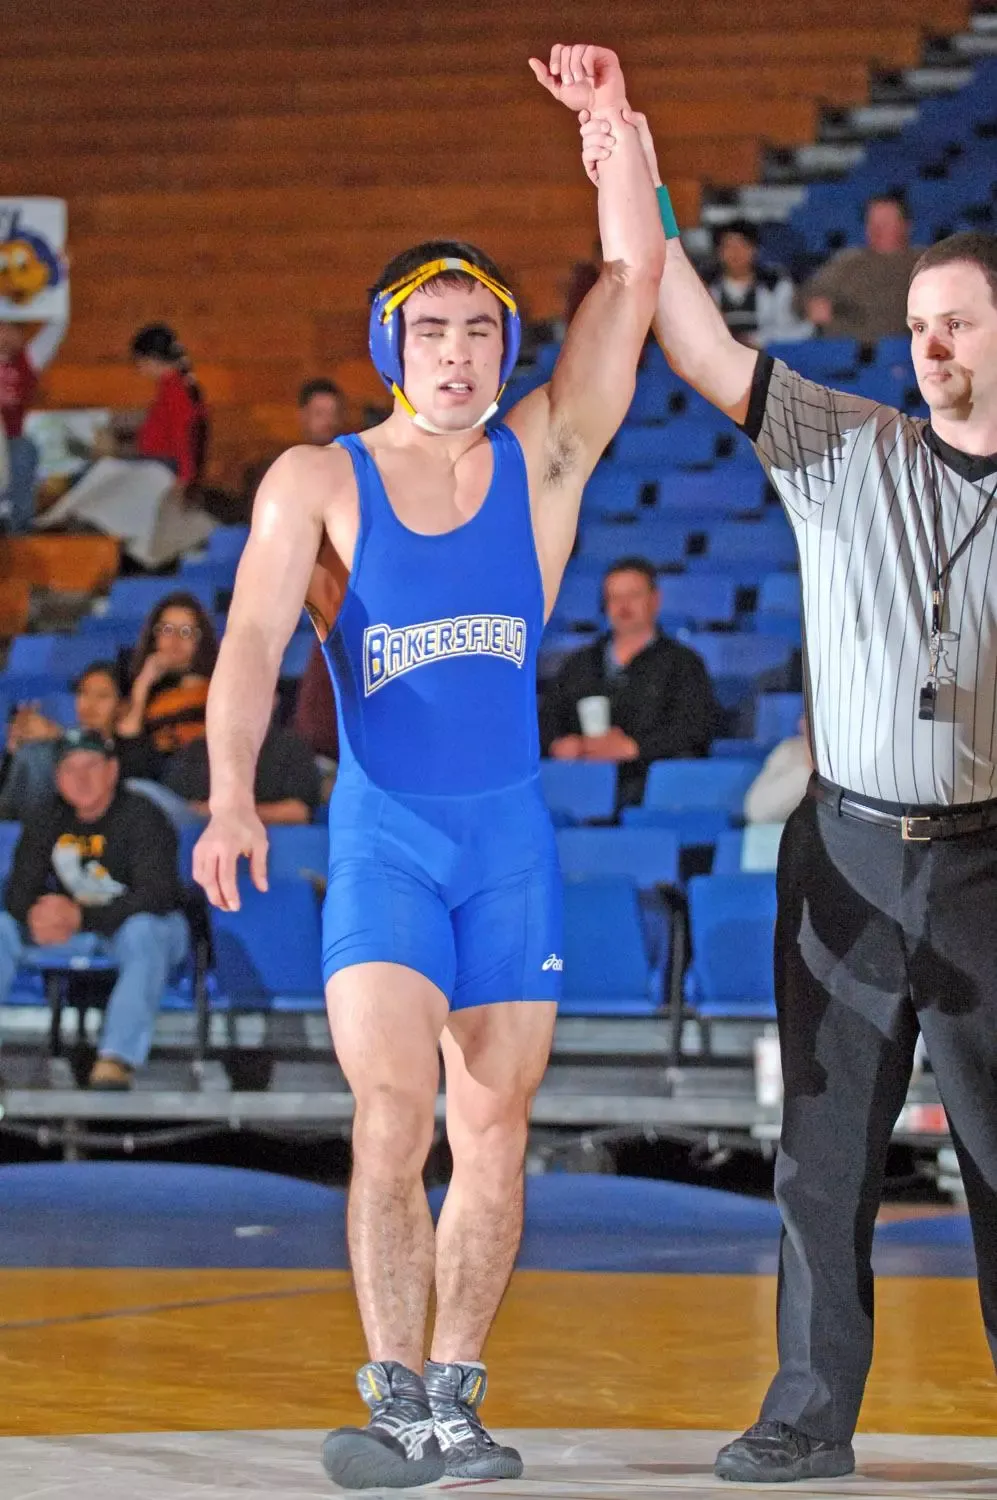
[321,1360,444,1490]
[714,1420,855,1483]
[424,1359,524,1479]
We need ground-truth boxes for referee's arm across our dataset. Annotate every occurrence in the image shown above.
[581,110,758,424]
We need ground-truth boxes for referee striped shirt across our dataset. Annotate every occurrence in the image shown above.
[745,356,997,806]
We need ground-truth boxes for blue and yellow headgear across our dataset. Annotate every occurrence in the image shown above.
[368,257,522,431]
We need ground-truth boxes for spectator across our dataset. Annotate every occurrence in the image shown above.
[243,376,347,509]
[743,720,814,824]
[0,316,68,532]
[34,324,214,566]
[802,193,921,342]
[707,221,811,347]
[297,378,347,447]
[118,592,218,762]
[161,697,322,824]
[540,556,717,805]
[0,729,188,1089]
[0,660,157,820]
[128,323,208,487]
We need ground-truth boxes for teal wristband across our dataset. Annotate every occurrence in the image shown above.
[656,184,680,239]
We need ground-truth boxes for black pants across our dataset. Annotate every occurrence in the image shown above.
[760,793,997,1441]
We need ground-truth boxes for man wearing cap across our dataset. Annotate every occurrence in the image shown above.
[0,729,188,1089]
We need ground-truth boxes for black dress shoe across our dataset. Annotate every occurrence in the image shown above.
[715,1420,855,1483]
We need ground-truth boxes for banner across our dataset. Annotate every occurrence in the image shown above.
[0,198,69,321]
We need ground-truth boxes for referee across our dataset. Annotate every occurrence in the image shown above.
[579,98,997,1484]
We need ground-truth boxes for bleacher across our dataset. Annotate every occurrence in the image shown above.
[1,4,994,1116]
[2,0,970,485]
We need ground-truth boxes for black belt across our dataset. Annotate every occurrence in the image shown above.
[808,777,997,843]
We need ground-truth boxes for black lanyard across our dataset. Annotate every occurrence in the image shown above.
[926,449,997,647]
[918,443,997,721]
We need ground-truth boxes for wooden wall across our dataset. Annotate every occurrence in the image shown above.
[1,0,968,484]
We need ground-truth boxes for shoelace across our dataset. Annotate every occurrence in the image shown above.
[742,1421,810,1452]
[435,1404,496,1452]
[367,1399,436,1458]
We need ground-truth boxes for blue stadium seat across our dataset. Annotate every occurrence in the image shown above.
[657,574,737,628]
[580,467,643,519]
[178,557,239,594]
[5,635,60,677]
[556,826,680,891]
[577,520,688,569]
[870,334,914,371]
[207,525,250,561]
[685,872,777,1019]
[767,339,859,381]
[757,573,801,616]
[5,634,117,685]
[560,876,660,1016]
[690,519,798,571]
[533,342,561,379]
[754,692,804,744]
[656,470,765,519]
[548,571,602,629]
[496,370,545,416]
[280,630,315,679]
[176,827,327,887]
[0,686,74,738]
[77,614,141,647]
[177,823,200,879]
[620,805,730,846]
[626,376,671,425]
[834,368,909,409]
[40,691,78,728]
[265,825,330,882]
[686,633,795,685]
[753,613,804,642]
[209,877,325,1012]
[709,737,760,759]
[539,760,617,824]
[0,821,22,891]
[643,758,761,816]
[103,576,217,621]
[612,421,717,472]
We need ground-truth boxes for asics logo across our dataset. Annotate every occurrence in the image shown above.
[542,953,563,972]
[380,1416,437,1459]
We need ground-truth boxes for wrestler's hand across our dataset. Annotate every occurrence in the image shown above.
[529,44,627,116]
[579,107,662,188]
[193,804,269,911]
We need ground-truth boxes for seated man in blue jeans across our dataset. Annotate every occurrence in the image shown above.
[0,729,188,1089]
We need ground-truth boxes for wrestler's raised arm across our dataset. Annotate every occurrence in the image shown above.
[519,45,664,578]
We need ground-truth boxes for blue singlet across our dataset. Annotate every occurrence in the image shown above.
[319,425,563,1007]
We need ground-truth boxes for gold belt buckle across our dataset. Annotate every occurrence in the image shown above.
[901,815,932,842]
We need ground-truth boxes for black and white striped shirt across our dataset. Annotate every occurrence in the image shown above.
[745,356,997,806]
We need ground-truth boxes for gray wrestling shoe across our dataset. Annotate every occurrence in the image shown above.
[321,1360,444,1490]
[714,1420,855,1483]
[424,1359,524,1479]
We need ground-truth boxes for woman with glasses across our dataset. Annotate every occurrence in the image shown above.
[118,591,218,762]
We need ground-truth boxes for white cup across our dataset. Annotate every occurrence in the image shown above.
[754,1026,783,1108]
[576,695,611,737]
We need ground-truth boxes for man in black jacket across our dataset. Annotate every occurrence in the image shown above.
[540,556,717,805]
[0,729,189,1089]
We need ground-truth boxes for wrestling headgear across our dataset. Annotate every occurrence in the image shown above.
[368,257,521,433]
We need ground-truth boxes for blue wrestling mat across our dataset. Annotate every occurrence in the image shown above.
[0,1162,977,1276]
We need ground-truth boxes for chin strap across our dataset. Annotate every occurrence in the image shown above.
[393,381,501,436]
